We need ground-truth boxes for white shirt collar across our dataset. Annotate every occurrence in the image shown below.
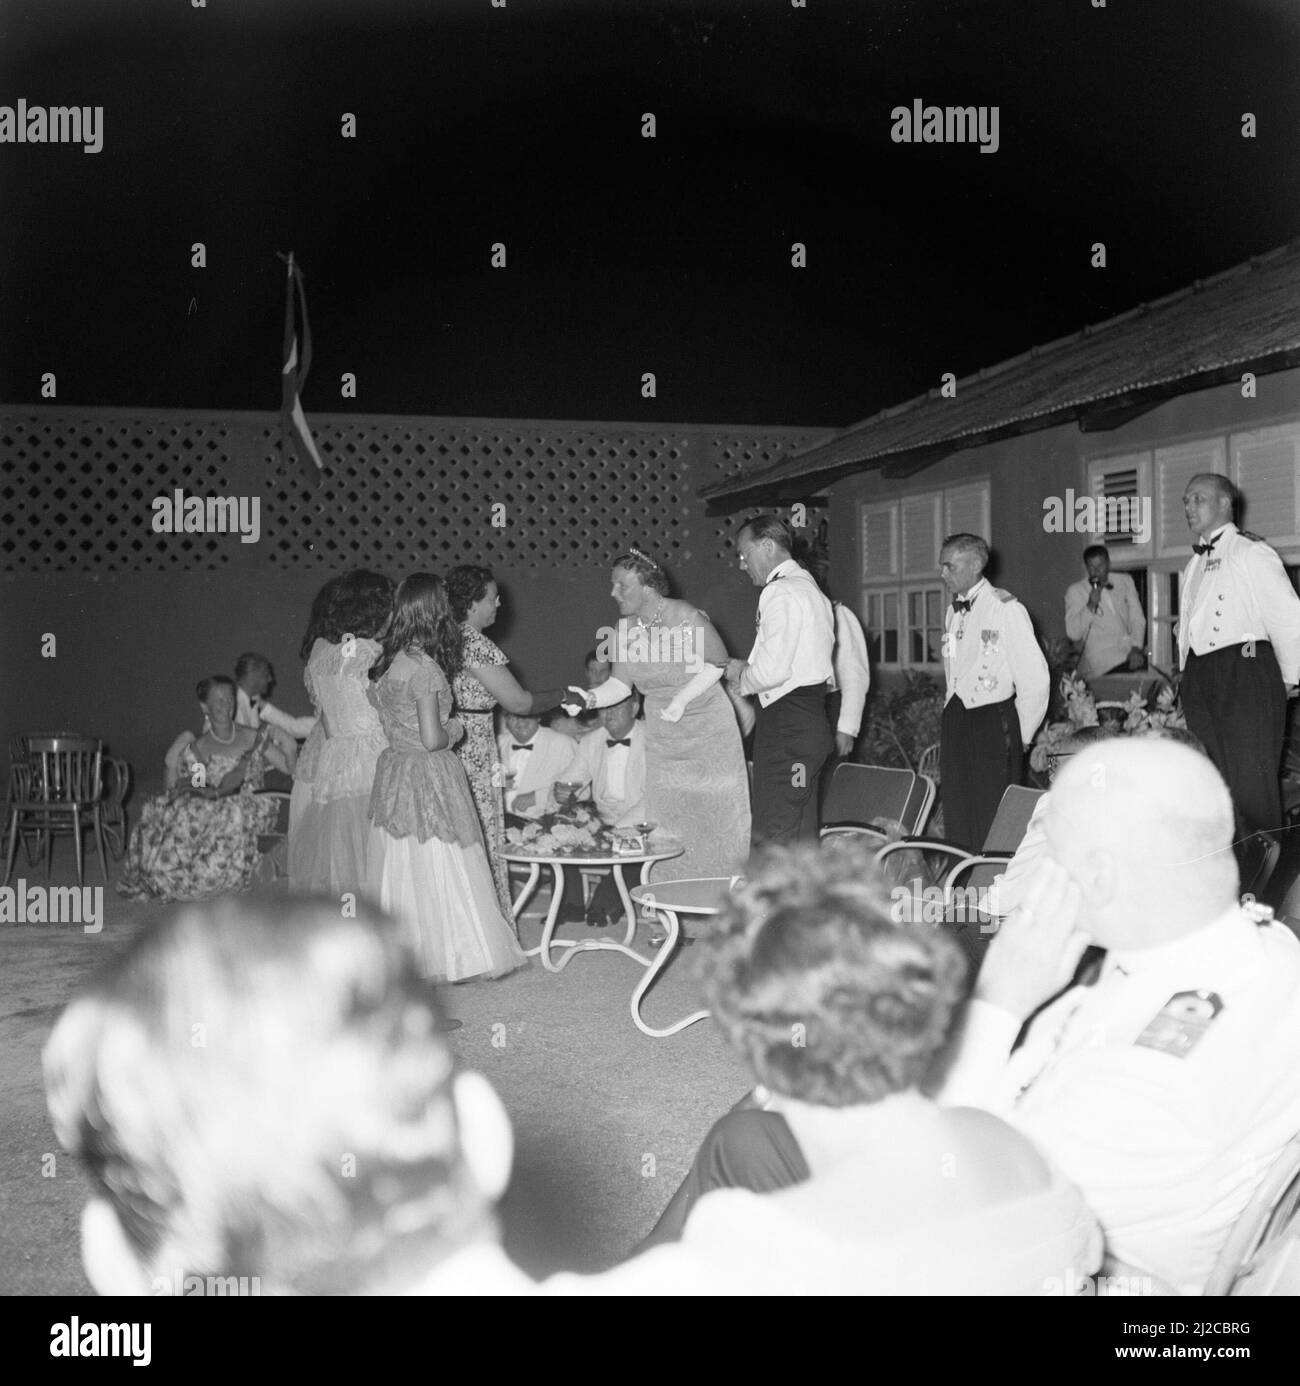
[959,577,987,604]
[1102,903,1253,978]
[767,558,801,585]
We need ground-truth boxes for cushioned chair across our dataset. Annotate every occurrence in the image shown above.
[874,784,1045,972]
[4,735,107,886]
[1202,1132,1300,1296]
[917,742,940,786]
[820,764,934,849]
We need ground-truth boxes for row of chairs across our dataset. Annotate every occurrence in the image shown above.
[5,735,131,887]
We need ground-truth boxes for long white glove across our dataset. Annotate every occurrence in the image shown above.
[260,701,319,739]
[660,664,725,723]
[561,677,635,715]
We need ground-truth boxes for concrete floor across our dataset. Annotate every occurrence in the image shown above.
[0,838,750,1294]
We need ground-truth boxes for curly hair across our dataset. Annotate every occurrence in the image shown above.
[43,895,479,1294]
[703,842,968,1108]
[300,572,394,658]
[445,565,496,623]
[611,548,670,596]
[370,573,463,683]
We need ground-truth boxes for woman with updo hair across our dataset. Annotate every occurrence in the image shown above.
[565,547,750,880]
[632,841,1101,1293]
[288,569,395,899]
[446,564,566,923]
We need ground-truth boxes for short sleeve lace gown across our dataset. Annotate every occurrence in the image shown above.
[452,625,514,925]
[288,636,390,900]
[366,650,526,983]
[117,750,280,901]
[614,615,751,881]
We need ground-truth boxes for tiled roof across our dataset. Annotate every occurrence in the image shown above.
[702,240,1300,504]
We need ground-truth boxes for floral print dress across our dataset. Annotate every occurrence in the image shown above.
[117,750,280,902]
[452,626,515,924]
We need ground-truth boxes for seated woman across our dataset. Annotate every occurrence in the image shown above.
[117,675,281,902]
[630,839,1102,1294]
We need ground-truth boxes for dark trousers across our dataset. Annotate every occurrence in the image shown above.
[940,695,1023,851]
[750,684,834,851]
[1181,642,1286,836]
[637,1105,809,1251]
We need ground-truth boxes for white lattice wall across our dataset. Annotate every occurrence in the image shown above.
[1,407,830,574]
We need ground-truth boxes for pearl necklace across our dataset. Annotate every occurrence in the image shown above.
[208,722,237,745]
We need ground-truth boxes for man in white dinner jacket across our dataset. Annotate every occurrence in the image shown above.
[1177,473,1300,835]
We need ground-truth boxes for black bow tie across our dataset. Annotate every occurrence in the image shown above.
[1091,582,1113,590]
[606,737,632,748]
[952,596,974,613]
[510,743,533,752]
[1193,534,1220,556]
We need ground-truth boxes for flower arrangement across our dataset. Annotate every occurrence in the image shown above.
[505,803,619,856]
[1029,674,1186,779]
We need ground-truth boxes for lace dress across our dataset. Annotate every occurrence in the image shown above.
[288,637,390,900]
[117,749,280,902]
[366,650,525,983]
[452,626,514,924]
[613,615,751,880]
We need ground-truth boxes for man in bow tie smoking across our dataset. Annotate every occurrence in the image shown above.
[939,534,1049,850]
[1064,545,1147,681]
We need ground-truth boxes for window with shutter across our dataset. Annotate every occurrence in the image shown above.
[1085,452,1152,554]
[902,494,941,578]
[860,502,898,583]
[944,480,990,543]
[1153,439,1225,557]
[1231,425,1300,552]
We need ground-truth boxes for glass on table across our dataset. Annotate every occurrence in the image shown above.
[554,780,583,809]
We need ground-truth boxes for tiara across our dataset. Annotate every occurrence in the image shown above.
[628,546,662,571]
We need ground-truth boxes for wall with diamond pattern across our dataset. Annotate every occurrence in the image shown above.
[2,406,829,777]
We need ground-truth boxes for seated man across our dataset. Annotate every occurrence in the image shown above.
[640,739,1300,1295]
[618,840,1101,1290]
[497,711,576,823]
[566,693,647,926]
[233,651,310,781]
[938,736,1300,1293]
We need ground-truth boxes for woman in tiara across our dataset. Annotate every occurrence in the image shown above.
[565,547,751,881]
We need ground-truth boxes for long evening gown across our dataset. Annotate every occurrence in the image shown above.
[614,615,751,881]
[367,650,525,983]
[452,625,514,925]
[288,636,389,901]
[118,750,280,901]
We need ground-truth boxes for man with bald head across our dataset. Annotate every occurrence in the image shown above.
[1179,473,1300,836]
[941,737,1300,1293]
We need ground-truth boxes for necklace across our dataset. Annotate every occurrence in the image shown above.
[208,722,237,745]
[635,598,666,630]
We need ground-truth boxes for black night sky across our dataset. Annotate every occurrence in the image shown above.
[2,0,1298,429]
